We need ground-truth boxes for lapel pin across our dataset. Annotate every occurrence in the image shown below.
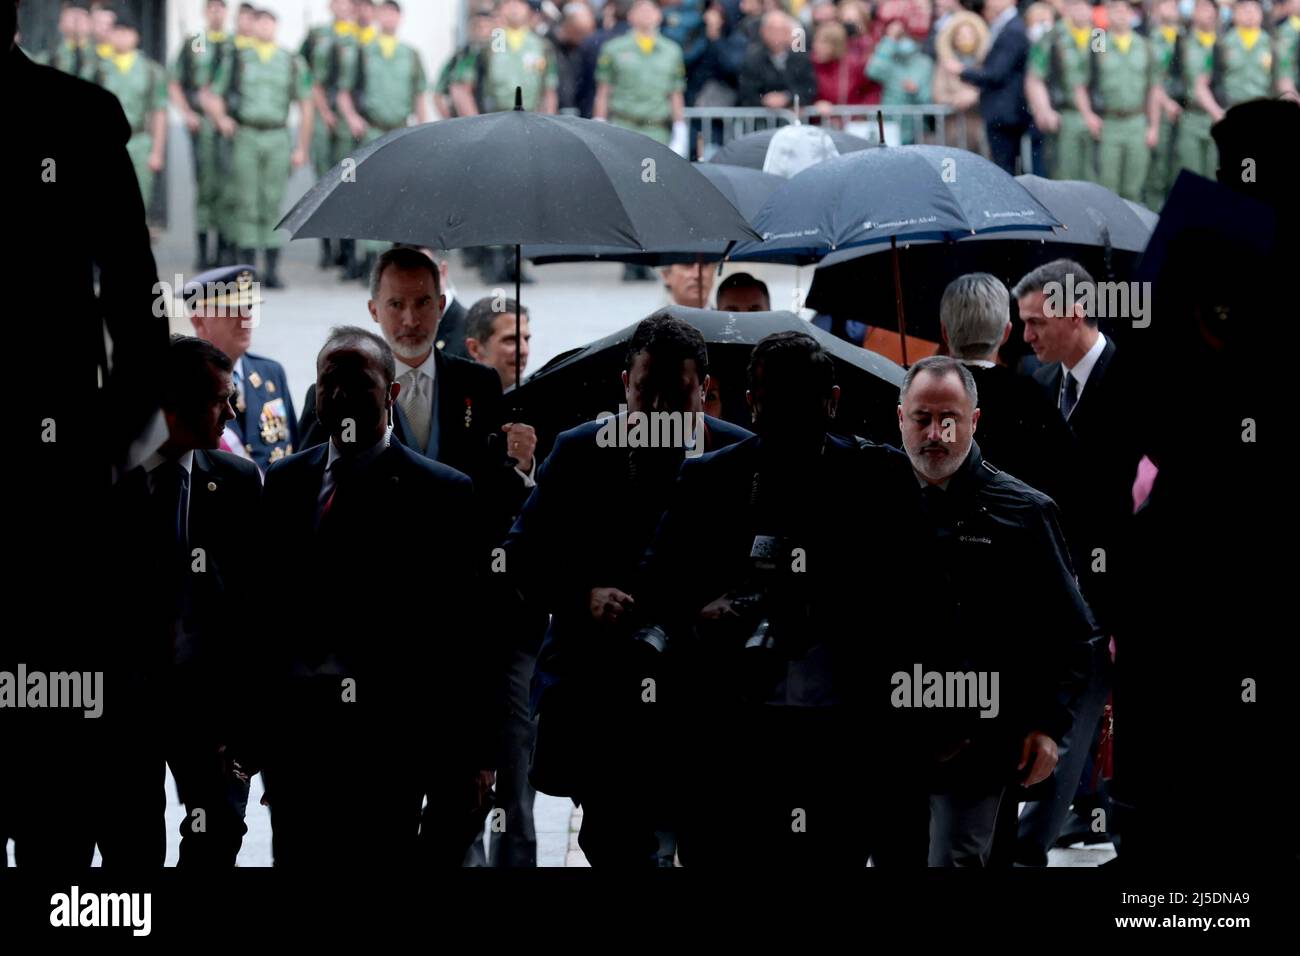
[207,481,217,492]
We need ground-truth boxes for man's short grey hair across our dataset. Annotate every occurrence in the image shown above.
[939,272,1010,360]
[900,355,978,407]
[1011,258,1099,327]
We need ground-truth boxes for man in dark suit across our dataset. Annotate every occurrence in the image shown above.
[941,0,1029,172]
[504,313,751,866]
[1012,258,1142,862]
[938,273,1078,513]
[255,326,499,869]
[98,336,262,868]
[639,332,932,867]
[297,247,532,539]
[737,9,816,108]
[186,264,298,471]
[3,0,169,868]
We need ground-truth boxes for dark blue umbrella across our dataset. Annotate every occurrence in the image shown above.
[728,145,1059,265]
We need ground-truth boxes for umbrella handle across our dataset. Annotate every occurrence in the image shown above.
[891,235,909,368]
[515,244,522,412]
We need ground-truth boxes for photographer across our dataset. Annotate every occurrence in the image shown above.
[501,313,750,866]
[640,331,931,867]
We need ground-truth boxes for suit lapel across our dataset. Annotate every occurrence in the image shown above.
[1071,339,1115,428]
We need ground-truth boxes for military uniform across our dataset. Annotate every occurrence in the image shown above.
[338,34,427,257]
[209,41,312,253]
[595,32,685,144]
[299,21,337,179]
[1211,26,1275,108]
[1278,14,1300,94]
[173,30,235,265]
[1091,31,1154,201]
[480,26,557,113]
[49,39,91,78]
[1030,22,1095,181]
[183,265,297,471]
[1144,24,1181,206]
[314,23,374,167]
[94,50,168,204]
[1175,28,1218,180]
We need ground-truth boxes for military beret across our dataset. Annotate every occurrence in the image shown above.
[183,264,264,313]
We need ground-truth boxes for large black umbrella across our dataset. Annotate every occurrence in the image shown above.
[510,305,905,456]
[278,92,761,386]
[523,163,783,266]
[707,127,873,170]
[805,176,1158,345]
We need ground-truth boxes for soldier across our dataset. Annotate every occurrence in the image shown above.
[233,2,256,50]
[1076,0,1159,202]
[185,264,298,471]
[1278,0,1300,98]
[301,0,355,270]
[1173,0,1220,179]
[438,3,497,119]
[336,0,428,284]
[1027,0,1097,182]
[48,0,91,78]
[594,0,687,150]
[85,0,116,80]
[1196,0,1274,123]
[453,0,558,115]
[171,0,234,271]
[206,8,314,290]
[1144,0,1184,207]
[94,12,167,211]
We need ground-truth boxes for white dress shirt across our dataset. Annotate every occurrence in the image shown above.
[1063,332,1107,403]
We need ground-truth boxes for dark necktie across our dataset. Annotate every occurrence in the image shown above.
[153,461,189,559]
[1060,371,1079,419]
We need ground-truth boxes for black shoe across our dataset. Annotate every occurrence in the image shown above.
[195,232,211,272]
[318,238,333,270]
[263,248,285,289]
[338,239,361,280]
[356,252,375,286]
[622,263,655,282]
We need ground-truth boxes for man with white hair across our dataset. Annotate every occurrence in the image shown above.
[938,272,1076,511]
[737,8,817,108]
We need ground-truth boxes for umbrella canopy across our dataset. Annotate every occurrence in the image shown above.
[708,126,873,170]
[510,305,905,456]
[805,177,1158,341]
[277,110,762,250]
[728,145,1060,265]
[524,164,783,265]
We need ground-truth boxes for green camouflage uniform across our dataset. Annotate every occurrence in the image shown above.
[1144,25,1181,206]
[480,27,557,112]
[210,43,313,250]
[1278,15,1300,93]
[172,31,235,235]
[95,51,168,204]
[1092,31,1153,202]
[1175,29,1218,180]
[595,32,685,144]
[1031,22,1097,181]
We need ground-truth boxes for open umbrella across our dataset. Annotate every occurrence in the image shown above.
[278,90,761,388]
[727,138,1059,363]
[805,176,1158,345]
[510,305,905,456]
[523,163,783,266]
[708,127,873,170]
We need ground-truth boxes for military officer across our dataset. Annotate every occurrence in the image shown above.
[302,0,356,270]
[1076,0,1159,202]
[206,8,314,290]
[336,0,428,283]
[94,12,168,209]
[1028,0,1098,182]
[1196,0,1274,122]
[1277,0,1300,98]
[48,0,92,78]
[1144,0,1184,207]
[184,264,297,472]
[594,0,687,150]
[171,0,234,271]
[454,0,558,115]
[1174,0,1220,179]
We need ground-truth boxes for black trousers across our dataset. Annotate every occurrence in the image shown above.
[986,123,1028,175]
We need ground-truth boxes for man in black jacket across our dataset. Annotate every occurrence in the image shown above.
[504,313,751,866]
[895,356,1098,867]
[641,332,932,867]
[737,9,816,108]
[942,0,1030,172]
[257,326,499,868]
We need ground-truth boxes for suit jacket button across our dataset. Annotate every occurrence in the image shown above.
[207,481,217,492]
